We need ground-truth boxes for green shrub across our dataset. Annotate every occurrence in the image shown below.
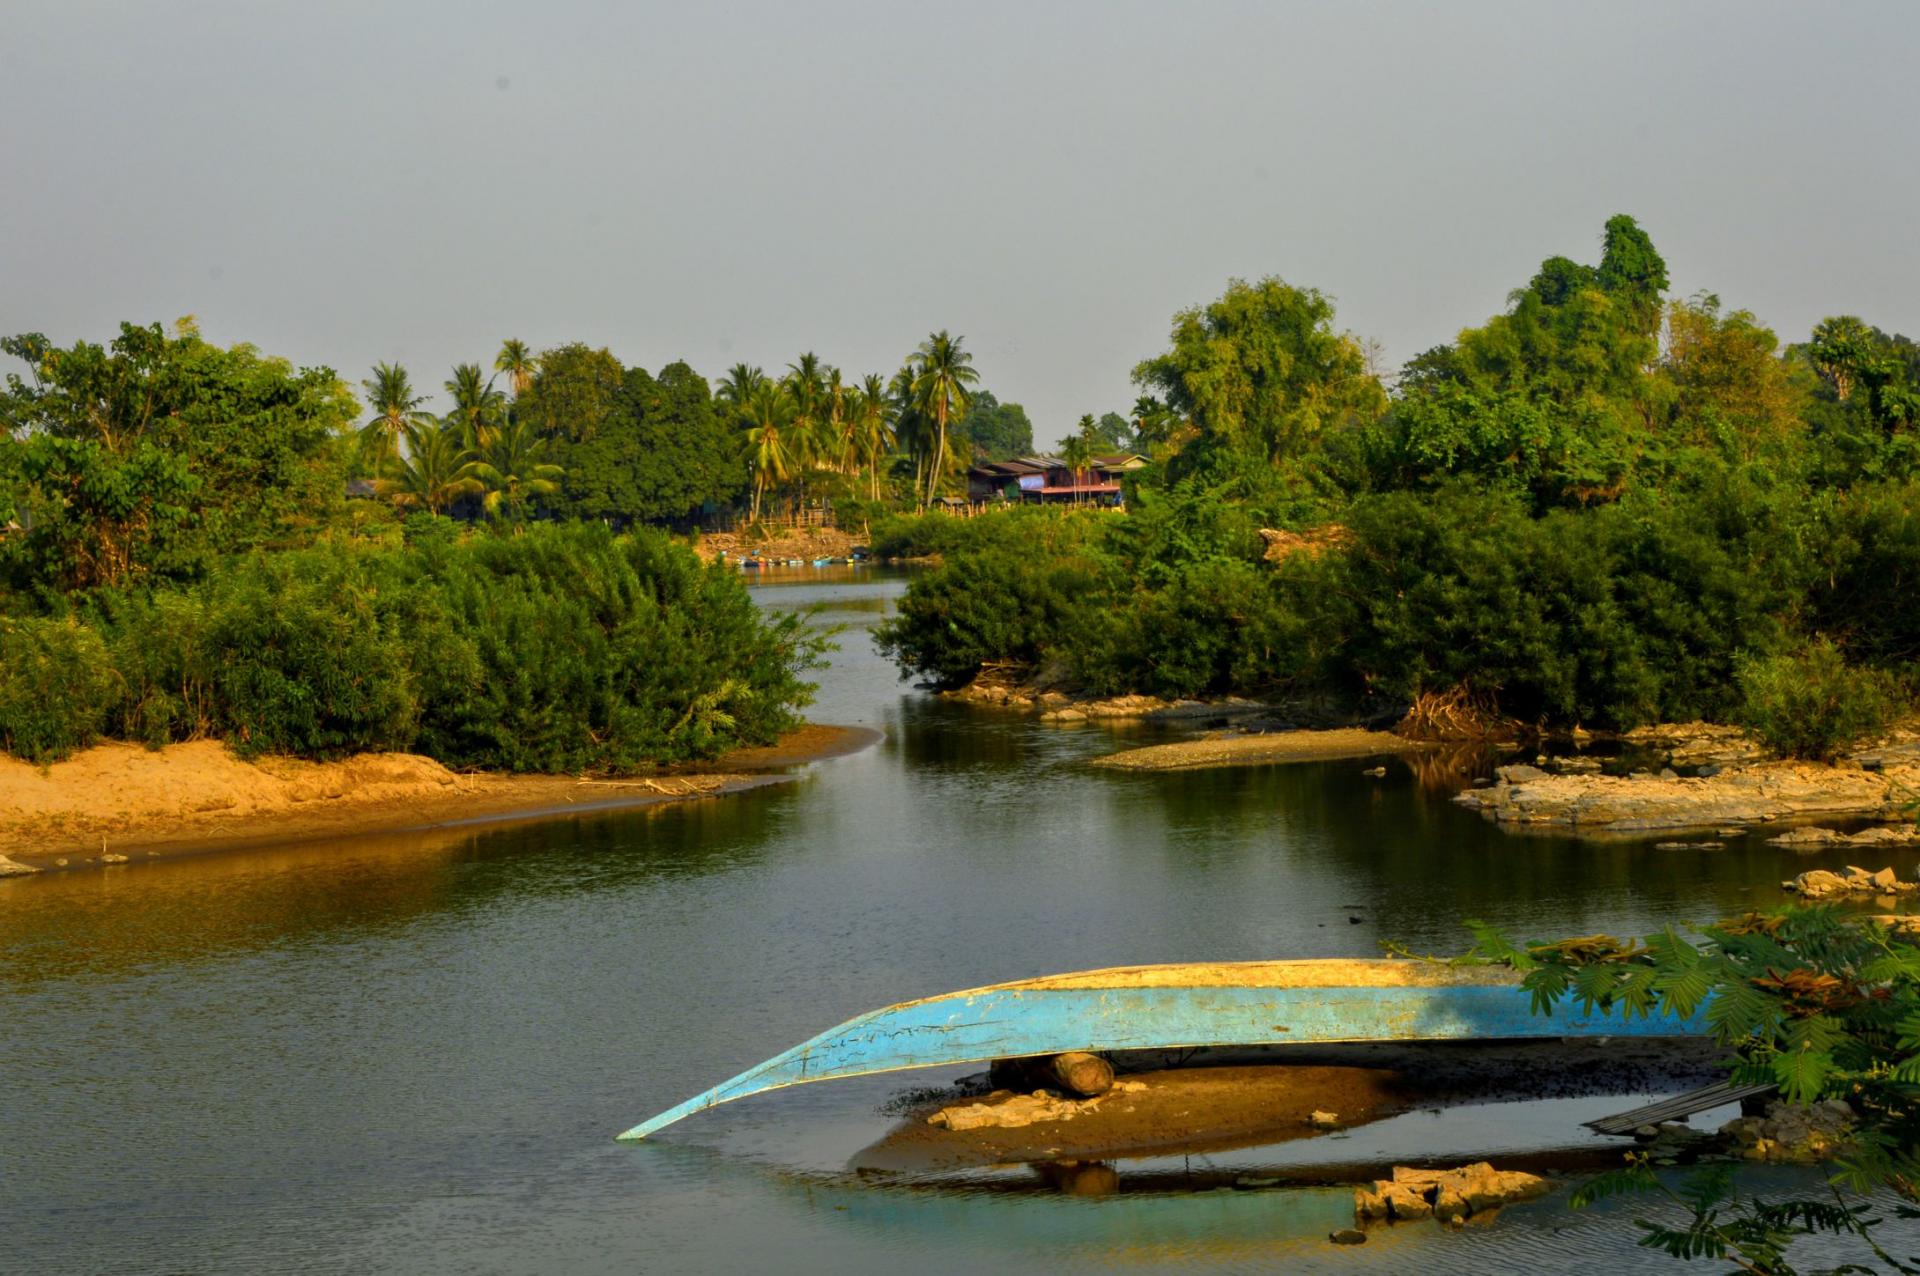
[0,616,120,762]
[1732,638,1906,761]
[9,523,823,772]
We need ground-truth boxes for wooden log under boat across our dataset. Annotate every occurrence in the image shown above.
[616,958,1708,1140]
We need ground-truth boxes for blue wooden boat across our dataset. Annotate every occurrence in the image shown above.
[617,958,1706,1140]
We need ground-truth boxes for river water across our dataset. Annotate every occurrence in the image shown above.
[0,569,1885,1273]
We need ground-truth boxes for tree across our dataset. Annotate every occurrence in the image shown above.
[911,330,979,504]
[494,339,539,399]
[850,373,896,500]
[1660,295,1804,458]
[358,362,434,476]
[957,389,1035,461]
[515,344,626,443]
[741,381,796,523]
[377,420,482,516]
[0,321,355,589]
[467,414,563,523]
[1132,277,1385,474]
[1059,428,1097,505]
[541,361,748,525]
[444,362,504,450]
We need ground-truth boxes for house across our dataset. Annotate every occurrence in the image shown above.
[966,454,1149,506]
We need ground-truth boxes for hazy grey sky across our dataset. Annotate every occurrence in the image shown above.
[5,1,1917,441]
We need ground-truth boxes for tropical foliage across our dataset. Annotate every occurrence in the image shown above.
[877,215,1920,749]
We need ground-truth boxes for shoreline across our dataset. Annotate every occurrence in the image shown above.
[0,723,880,876]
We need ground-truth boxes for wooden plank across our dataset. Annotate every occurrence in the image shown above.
[1585,1081,1777,1135]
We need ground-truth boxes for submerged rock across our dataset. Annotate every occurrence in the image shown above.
[1354,1162,1549,1226]
[1768,823,1920,849]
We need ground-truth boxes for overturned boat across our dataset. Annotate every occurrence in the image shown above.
[618,958,1708,1140]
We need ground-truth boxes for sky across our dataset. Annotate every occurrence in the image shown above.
[4,1,1918,443]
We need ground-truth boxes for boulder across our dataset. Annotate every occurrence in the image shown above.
[1354,1162,1548,1226]
[1495,764,1548,785]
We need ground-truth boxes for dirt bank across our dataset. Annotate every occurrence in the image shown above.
[947,679,1270,723]
[1455,734,1920,834]
[1091,728,1431,772]
[0,724,880,873]
[691,526,860,563]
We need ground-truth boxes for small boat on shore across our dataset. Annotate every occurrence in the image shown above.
[617,958,1707,1139]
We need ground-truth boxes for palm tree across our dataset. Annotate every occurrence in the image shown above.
[494,339,539,399]
[910,331,979,505]
[468,414,564,524]
[1060,430,1097,507]
[741,381,796,524]
[784,353,829,515]
[853,373,896,500]
[377,420,484,516]
[445,363,504,450]
[715,363,767,413]
[358,362,434,475]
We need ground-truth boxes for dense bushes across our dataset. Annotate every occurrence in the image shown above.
[0,616,120,763]
[0,523,822,769]
[1733,639,1905,761]
[874,472,1919,738]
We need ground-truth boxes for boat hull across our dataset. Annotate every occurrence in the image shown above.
[617,959,1705,1139]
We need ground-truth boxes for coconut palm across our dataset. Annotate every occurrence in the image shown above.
[445,363,504,450]
[1060,429,1097,506]
[783,353,830,513]
[741,381,796,523]
[494,339,539,399]
[468,414,564,523]
[358,362,434,475]
[910,331,978,505]
[715,363,768,413]
[377,420,484,516]
[852,373,896,500]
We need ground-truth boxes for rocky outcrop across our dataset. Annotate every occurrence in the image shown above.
[1720,1100,1855,1163]
[1769,824,1920,849]
[926,1082,1147,1131]
[1354,1163,1550,1226]
[1621,722,1768,768]
[1783,866,1916,898]
[1456,736,1920,834]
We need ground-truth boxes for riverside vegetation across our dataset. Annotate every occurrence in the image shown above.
[0,321,827,770]
[874,216,1919,762]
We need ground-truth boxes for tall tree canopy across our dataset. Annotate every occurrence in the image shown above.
[957,389,1034,460]
[1131,276,1386,478]
[0,320,355,591]
[540,358,745,524]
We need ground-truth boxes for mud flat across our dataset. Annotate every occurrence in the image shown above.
[1455,735,1920,835]
[0,724,880,873]
[1091,728,1429,772]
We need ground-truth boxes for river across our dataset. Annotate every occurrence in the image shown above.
[0,568,1870,1273]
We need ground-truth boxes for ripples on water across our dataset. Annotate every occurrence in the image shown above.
[0,567,1897,1273]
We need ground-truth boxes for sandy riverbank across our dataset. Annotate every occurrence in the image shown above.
[1091,728,1430,772]
[0,723,879,874]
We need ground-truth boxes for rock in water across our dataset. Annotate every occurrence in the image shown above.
[1329,1228,1367,1245]
[1354,1163,1549,1226]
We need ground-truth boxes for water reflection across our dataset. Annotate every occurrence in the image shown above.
[0,568,1872,1275]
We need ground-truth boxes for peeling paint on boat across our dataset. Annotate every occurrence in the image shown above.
[617,959,1705,1140]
